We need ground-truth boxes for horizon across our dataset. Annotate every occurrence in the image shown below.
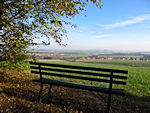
[33,0,150,51]
[32,48,150,53]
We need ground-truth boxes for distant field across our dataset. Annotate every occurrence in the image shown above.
[58,54,90,59]
[78,59,150,68]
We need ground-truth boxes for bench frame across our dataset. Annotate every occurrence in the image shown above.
[30,61,128,113]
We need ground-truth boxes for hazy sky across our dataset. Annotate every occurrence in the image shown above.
[36,0,150,52]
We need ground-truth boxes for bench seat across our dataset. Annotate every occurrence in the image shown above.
[33,78,125,95]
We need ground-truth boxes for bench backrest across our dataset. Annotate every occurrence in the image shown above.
[30,61,128,86]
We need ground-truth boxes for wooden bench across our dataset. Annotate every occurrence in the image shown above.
[30,61,128,113]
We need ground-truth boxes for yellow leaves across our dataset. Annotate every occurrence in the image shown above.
[96,2,99,7]
[30,11,33,15]
[65,2,69,7]
[29,4,34,9]
[0,87,3,92]
[100,5,103,8]
[90,0,103,8]
[45,23,49,29]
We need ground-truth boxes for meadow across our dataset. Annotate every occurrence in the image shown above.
[35,60,150,111]
[37,60,150,98]
[79,59,150,68]
[0,60,150,112]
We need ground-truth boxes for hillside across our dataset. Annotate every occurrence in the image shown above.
[0,66,150,113]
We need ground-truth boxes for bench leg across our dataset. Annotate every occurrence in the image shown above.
[106,72,113,113]
[48,84,53,113]
[48,84,53,103]
[38,82,43,103]
[106,92,112,113]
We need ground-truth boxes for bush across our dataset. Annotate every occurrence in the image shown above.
[0,61,30,72]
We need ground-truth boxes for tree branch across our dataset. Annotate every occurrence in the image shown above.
[9,0,44,22]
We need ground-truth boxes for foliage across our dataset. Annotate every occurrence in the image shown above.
[0,61,30,71]
[0,0,102,61]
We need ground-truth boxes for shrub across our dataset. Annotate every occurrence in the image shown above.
[0,61,30,72]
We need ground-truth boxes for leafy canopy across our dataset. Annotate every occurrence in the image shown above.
[0,0,102,61]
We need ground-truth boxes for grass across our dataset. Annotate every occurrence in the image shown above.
[36,60,150,98]
[79,59,150,68]
[0,60,150,112]
[31,60,150,110]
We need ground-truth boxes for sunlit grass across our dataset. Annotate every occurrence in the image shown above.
[79,59,150,68]
[36,60,150,98]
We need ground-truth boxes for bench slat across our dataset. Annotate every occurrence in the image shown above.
[31,70,126,85]
[33,78,125,95]
[30,66,127,80]
[30,61,128,74]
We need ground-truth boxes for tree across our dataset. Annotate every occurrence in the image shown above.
[0,0,102,61]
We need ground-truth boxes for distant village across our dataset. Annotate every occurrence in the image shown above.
[75,55,150,61]
[35,51,150,61]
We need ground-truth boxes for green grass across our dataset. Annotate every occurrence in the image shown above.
[34,60,150,110]
[33,60,150,99]
[79,59,150,68]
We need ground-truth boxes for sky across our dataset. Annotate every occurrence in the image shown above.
[36,0,150,52]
